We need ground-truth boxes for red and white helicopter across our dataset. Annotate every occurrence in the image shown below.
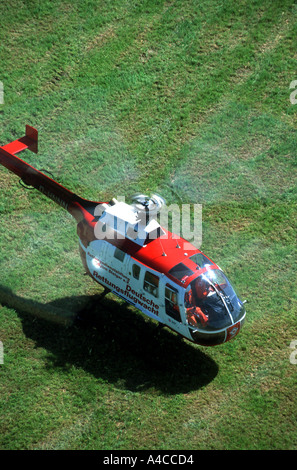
[0,126,246,346]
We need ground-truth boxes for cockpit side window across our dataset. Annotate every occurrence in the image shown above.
[185,285,209,329]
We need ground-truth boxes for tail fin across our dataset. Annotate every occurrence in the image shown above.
[1,125,38,156]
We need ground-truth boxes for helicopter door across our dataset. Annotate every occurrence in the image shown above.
[161,280,191,338]
[103,244,130,290]
[165,284,181,322]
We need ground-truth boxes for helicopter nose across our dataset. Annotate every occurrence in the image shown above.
[189,316,245,346]
[186,269,246,346]
[225,320,242,342]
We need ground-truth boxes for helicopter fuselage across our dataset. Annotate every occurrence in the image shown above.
[77,198,246,346]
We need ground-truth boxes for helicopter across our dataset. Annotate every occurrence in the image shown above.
[0,125,246,346]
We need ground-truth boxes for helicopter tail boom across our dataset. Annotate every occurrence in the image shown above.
[0,125,93,217]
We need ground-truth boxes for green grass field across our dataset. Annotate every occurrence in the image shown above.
[0,0,296,450]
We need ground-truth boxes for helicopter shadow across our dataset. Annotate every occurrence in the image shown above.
[1,285,219,394]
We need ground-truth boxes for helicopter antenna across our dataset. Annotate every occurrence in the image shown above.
[159,237,167,256]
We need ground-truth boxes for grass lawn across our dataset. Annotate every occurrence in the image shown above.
[0,0,296,450]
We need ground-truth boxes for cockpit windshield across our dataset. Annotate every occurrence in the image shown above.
[185,268,245,331]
